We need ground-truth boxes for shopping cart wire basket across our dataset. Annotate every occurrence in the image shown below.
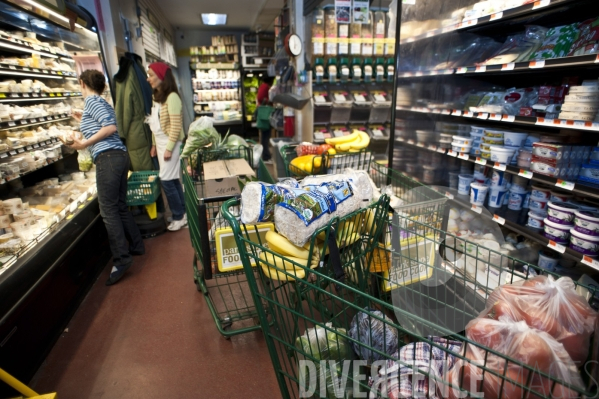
[182,153,273,338]
[280,144,372,178]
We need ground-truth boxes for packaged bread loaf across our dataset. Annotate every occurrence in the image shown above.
[240,182,297,224]
[274,180,360,246]
[300,168,374,204]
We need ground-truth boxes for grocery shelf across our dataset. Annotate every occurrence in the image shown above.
[212,119,242,126]
[395,105,599,132]
[0,64,77,79]
[0,36,72,59]
[0,92,82,102]
[194,100,240,104]
[0,138,64,185]
[395,137,596,200]
[397,54,599,79]
[399,0,575,45]
[0,113,71,130]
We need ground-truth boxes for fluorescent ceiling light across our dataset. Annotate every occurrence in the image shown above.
[201,14,227,25]
[21,0,84,29]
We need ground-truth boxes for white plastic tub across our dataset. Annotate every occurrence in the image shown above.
[527,211,545,229]
[503,132,529,147]
[574,210,599,236]
[547,201,579,225]
[453,136,473,146]
[452,142,472,153]
[490,146,516,164]
[530,184,551,200]
[569,228,599,257]
[543,218,571,244]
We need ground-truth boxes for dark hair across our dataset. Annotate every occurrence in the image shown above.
[153,69,179,103]
[261,76,275,86]
[79,69,106,94]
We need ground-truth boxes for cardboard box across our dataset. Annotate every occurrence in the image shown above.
[203,158,255,198]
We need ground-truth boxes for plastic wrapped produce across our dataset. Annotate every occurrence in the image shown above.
[240,182,296,224]
[295,323,354,399]
[77,148,92,172]
[274,180,360,246]
[481,275,597,364]
[446,317,583,399]
[349,308,400,364]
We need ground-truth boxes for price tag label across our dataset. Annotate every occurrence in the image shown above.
[445,192,454,200]
[426,31,435,38]
[414,71,424,77]
[22,67,30,71]
[518,169,533,179]
[529,60,545,69]
[490,12,503,21]
[596,54,599,64]
[463,111,474,118]
[21,93,30,98]
[475,65,486,73]
[57,71,63,75]
[69,202,78,213]
[42,70,48,74]
[452,110,462,116]
[547,240,566,254]
[49,93,55,97]
[50,71,57,74]
[26,145,32,150]
[428,144,437,151]
[463,18,478,27]
[436,147,446,154]
[432,109,441,114]
[471,204,483,214]
[32,93,39,97]
[555,180,575,190]
[501,63,515,71]
[0,153,6,159]
[493,214,506,225]
[494,162,507,171]
[456,67,468,74]
[41,93,47,97]
[395,137,404,142]
[489,114,502,121]
[475,157,487,165]
[8,65,16,70]
[533,0,550,9]
[502,115,516,122]
[407,139,415,145]
[20,120,27,125]
[17,148,24,153]
[32,68,39,72]
[10,94,19,98]
[458,153,470,160]
[447,150,457,157]
[416,142,425,147]
[9,150,16,156]
[33,144,39,148]
[39,117,44,121]
[477,113,489,120]
[30,118,36,122]
[441,110,451,115]
[8,121,15,127]
[581,256,599,270]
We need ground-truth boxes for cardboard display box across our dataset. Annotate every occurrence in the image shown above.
[203,158,255,198]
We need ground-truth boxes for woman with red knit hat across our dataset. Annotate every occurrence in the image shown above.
[146,62,187,231]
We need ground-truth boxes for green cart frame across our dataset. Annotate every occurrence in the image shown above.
[182,146,275,338]
[220,163,599,398]
[280,144,373,178]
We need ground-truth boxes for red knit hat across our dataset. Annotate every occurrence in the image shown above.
[148,62,170,81]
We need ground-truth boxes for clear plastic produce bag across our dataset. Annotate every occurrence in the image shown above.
[77,148,93,172]
[445,317,583,399]
[481,275,598,364]
[349,308,400,365]
[181,116,220,158]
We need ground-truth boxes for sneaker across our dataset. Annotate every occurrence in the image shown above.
[167,214,187,224]
[167,218,186,231]
[105,261,133,286]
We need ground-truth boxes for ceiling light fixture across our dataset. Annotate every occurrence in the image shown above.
[201,13,227,25]
[21,0,85,29]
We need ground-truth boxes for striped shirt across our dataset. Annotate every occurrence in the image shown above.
[80,95,126,160]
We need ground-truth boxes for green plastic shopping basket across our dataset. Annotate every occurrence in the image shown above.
[126,171,161,206]
[182,155,274,339]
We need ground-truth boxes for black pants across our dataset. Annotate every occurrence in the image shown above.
[261,129,271,160]
[96,150,144,266]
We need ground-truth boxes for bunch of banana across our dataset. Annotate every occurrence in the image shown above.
[290,154,322,174]
[324,130,370,153]
[259,231,319,281]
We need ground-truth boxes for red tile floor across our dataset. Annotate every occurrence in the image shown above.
[31,229,281,398]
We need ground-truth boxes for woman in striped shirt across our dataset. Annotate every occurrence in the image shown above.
[146,62,187,232]
[70,69,144,286]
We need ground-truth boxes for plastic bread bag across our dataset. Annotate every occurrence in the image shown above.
[240,182,297,224]
[480,275,598,364]
[483,34,525,65]
[300,168,374,203]
[445,317,583,399]
[295,323,355,399]
[274,180,360,246]
[529,23,579,60]
[348,308,400,365]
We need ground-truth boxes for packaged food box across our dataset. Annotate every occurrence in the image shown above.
[532,142,570,161]
[531,160,565,178]
[564,93,599,103]
[558,112,595,121]
[561,103,599,113]
[579,163,599,186]
[532,155,567,167]
[569,85,599,94]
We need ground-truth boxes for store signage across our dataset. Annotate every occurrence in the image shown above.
[214,223,274,272]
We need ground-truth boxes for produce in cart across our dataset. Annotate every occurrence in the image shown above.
[324,130,370,152]
[349,308,400,364]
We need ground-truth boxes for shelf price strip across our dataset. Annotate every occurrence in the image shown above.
[471,204,483,214]
[518,169,533,179]
[547,240,566,254]
[492,214,505,225]
[581,256,599,271]
[555,180,575,190]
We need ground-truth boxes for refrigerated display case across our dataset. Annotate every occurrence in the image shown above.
[0,0,112,393]
[390,0,599,275]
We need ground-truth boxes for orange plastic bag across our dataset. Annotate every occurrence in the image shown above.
[481,275,597,364]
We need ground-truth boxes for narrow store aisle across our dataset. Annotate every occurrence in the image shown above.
[31,229,280,399]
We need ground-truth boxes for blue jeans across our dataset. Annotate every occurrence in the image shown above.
[96,150,144,266]
[162,179,185,221]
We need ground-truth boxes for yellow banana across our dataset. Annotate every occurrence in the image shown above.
[338,232,361,248]
[259,262,305,281]
[336,138,359,152]
[325,130,360,145]
[266,231,311,259]
[259,251,309,270]
[350,132,370,150]
[363,209,375,234]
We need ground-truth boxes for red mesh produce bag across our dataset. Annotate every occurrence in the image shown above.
[444,317,583,399]
[481,275,597,364]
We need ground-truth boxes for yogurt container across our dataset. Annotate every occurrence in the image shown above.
[508,186,527,211]
[488,187,508,208]
[546,201,579,225]
[503,132,529,147]
[537,249,559,271]
[574,210,599,236]
[453,136,473,146]
[527,211,545,229]
[491,169,509,188]
[484,129,505,138]
[543,218,571,244]
[517,149,532,168]
[569,228,599,257]
[524,135,540,147]
[458,174,474,195]
[530,185,551,201]
[567,201,598,212]
[550,191,573,203]
[490,146,516,164]
[470,182,489,206]
[529,198,549,213]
